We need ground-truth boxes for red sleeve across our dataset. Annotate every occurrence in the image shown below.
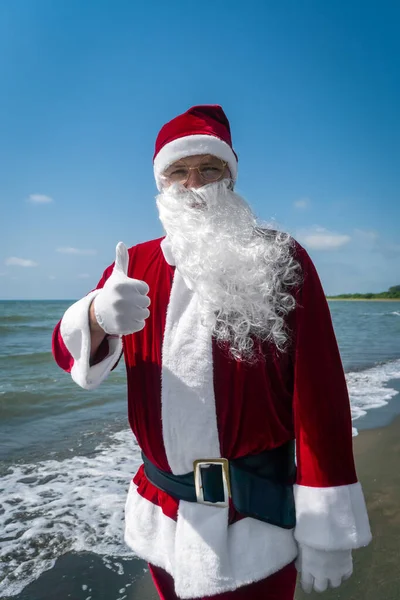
[292,244,357,488]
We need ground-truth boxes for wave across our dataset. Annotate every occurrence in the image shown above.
[0,315,34,324]
[0,387,126,420]
[0,351,53,366]
[360,311,400,317]
[346,358,400,433]
[0,324,52,335]
[0,389,68,417]
[0,430,140,597]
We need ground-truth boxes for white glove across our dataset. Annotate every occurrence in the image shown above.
[296,545,353,593]
[93,242,151,335]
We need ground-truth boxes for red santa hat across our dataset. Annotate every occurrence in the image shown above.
[153,105,238,190]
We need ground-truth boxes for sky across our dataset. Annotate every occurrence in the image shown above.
[0,0,399,299]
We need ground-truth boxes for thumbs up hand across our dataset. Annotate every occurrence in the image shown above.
[93,242,151,335]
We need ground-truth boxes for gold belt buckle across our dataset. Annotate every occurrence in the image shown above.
[193,458,231,508]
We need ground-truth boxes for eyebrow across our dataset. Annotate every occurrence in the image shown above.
[166,155,220,171]
[166,165,187,172]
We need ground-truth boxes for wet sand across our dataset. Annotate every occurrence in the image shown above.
[295,414,400,600]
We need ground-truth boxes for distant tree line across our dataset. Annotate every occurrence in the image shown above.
[327,285,400,299]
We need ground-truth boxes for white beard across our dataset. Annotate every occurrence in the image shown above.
[156,180,301,359]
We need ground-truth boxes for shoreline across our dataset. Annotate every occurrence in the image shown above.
[352,378,400,433]
[327,298,400,302]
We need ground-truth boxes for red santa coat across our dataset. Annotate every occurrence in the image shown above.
[52,236,371,599]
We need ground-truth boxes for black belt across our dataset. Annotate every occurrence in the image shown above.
[142,441,296,530]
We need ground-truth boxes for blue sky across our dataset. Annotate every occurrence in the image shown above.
[0,0,399,299]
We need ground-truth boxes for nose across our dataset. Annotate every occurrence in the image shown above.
[185,168,204,189]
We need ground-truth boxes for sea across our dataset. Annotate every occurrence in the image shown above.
[1,299,400,599]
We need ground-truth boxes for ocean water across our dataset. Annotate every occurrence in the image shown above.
[0,299,400,597]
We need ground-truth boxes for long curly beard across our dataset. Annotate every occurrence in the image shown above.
[156,180,302,360]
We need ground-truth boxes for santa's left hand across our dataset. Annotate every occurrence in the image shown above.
[296,545,353,593]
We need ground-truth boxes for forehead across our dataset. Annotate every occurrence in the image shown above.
[168,154,220,167]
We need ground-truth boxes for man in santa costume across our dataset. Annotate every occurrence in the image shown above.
[52,105,372,600]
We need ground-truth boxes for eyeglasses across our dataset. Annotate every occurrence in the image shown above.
[162,156,228,186]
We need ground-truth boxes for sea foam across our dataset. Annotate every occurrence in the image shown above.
[0,430,141,597]
[347,358,400,431]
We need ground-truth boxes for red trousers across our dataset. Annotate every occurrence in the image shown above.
[148,562,297,600]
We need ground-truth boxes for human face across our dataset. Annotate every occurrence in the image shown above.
[162,154,231,189]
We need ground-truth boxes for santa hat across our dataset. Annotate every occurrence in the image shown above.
[153,105,238,190]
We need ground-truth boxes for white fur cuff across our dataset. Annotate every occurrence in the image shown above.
[294,482,372,550]
[60,291,122,390]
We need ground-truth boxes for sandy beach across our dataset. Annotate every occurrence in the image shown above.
[295,414,400,600]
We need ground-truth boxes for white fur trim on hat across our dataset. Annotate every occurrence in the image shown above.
[153,134,238,190]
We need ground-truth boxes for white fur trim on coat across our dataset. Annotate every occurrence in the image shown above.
[153,134,238,190]
[160,236,175,266]
[161,269,220,474]
[60,291,122,390]
[294,482,372,550]
[124,480,298,599]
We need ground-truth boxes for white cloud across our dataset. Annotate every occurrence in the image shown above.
[5,257,38,267]
[294,197,311,210]
[56,247,96,255]
[49,275,56,280]
[353,229,379,242]
[28,194,54,204]
[353,230,400,258]
[297,227,351,250]
[78,273,90,279]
